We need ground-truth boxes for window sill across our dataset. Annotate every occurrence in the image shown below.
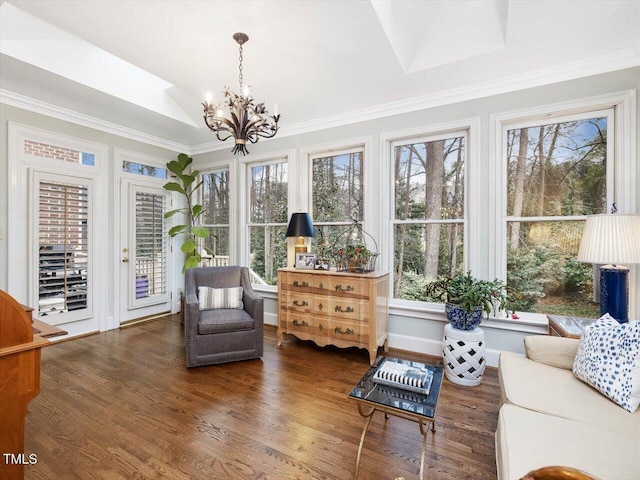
[389,300,549,334]
[253,284,278,299]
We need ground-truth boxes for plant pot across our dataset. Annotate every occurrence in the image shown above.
[445,303,483,330]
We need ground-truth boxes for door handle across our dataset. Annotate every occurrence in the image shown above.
[122,257,129,263]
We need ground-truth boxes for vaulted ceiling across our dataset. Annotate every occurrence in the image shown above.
[1,0,638,152]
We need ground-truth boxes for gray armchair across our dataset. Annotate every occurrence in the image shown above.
[184,266,264,367]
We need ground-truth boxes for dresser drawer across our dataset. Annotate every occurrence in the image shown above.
[327,277,365,297]
[281,292,314,314]
[327,297,364,322]
[286,313,315,334]
[283,272,326,292]
[327,318,369,343]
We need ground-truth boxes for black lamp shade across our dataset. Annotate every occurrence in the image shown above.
[286,213,316,238]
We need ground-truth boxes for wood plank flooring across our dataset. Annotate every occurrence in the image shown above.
[24,315,500,479]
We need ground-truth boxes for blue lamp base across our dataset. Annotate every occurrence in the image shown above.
[600,265,629,323]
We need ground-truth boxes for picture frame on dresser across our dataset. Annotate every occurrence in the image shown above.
[314,258,330,270]
[295,253,316,269]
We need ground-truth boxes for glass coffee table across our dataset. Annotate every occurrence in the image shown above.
[348,356,444,479]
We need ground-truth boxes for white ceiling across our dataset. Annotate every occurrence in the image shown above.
[1,0,639,153]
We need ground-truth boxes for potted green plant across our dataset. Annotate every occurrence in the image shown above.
[163,153,210,273]
[425,271,518,330]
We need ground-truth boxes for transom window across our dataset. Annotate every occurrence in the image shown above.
[25,139,95,165]
[123,160,167,179]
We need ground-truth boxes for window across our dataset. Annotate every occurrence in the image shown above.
[201,169,230,265]
[134,191,167,300]
[248,160,288,285]
[123,160,167,179]
[392,133,466,301]
[504,111,613,317]
[25,139,95,165]
[311,148,364,260]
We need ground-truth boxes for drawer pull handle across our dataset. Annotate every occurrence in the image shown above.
[319,282,324,289]
[293,280,309,288]
[292,319,308,327]
[334,305,354,313]
[335,284,355,292]
[292,300,309,307]
[318,324,323,331]
[334,326,354,335]
[318,303,323,310]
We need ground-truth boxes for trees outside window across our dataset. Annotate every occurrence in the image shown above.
[248,160,288,285]
[392,134,466,301]
[505,113,611,317]
[201,169,230,262]
[311,149,364,261]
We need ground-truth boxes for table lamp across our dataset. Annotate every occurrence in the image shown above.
[286,212,316,253]
[577,213,640,323]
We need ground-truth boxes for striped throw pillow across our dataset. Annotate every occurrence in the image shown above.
[198,286,244,310]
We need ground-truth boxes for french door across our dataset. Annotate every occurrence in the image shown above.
[119,180,172,322]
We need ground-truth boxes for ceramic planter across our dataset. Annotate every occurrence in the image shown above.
[445,303,484,330]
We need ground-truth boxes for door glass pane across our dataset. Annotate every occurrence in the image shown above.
[135,192,167,299]
[38,181,89,316]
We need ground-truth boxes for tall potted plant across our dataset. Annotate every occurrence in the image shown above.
[425,271,518,330]
[163,153,210,273]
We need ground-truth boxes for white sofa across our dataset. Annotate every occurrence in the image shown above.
[496,335,640,480]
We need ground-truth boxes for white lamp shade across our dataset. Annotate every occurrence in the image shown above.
[577,214,640,265]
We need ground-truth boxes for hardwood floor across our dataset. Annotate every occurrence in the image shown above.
[24,315,500,479]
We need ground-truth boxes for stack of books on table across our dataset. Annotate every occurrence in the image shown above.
[373,358,433,395]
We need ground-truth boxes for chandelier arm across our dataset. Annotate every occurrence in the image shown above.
[204,116,234,136]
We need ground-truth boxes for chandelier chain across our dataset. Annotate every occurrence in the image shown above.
[238,44,244,90]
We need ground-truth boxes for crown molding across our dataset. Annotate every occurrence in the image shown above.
[190,49,638,155]
[0,89,189,153]
[3,49,638,156]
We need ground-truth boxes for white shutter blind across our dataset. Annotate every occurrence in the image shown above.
[38,181,89,316]
[134,192,167,299]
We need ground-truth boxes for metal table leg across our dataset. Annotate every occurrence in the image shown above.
[355,405,376,479]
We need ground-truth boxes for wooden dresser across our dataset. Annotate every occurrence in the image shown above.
[277,268,389,364]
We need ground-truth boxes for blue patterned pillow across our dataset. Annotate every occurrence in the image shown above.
[572,314,640,413]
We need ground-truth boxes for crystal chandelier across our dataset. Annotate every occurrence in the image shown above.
[202,32,280,156]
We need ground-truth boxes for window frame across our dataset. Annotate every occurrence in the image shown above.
[390,129,468,300]
[382,119,478,308]
[245,156,289,286]
[490,90,637,323]
[200,167,231,264]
